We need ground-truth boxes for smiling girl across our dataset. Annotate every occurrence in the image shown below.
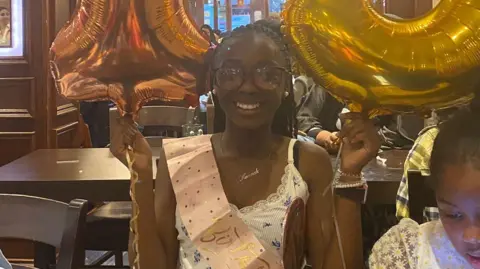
[112,20,381,269]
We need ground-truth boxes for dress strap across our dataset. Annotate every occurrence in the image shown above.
[287,139,297,164]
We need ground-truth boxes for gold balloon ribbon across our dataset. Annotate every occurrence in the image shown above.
[282,0,480,115]
[126,147,140,269]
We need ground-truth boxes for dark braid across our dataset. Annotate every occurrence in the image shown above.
[198,21,297,138]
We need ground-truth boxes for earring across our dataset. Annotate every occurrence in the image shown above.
[284,91,289,98]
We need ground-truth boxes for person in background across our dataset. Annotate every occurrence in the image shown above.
[370,101,480,269]
[0,7,10,46]
[200,24,218,45]
[296,81,345,152]
[296,78,422,153]
[396,92,480,221]
[213,29,222,41]
[79,101,110,147]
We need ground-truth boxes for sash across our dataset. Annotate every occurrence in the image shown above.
[165,135,283,269]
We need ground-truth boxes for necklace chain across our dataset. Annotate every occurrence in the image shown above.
[218,133,274,183]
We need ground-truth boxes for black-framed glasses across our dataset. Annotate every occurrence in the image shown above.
[213,64,291,91]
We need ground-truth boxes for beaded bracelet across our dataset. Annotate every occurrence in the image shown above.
[333,169,368,203]
[334,169,365,187]
[337,169,362,179]
[334,180,367,189]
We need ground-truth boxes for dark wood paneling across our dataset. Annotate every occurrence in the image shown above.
[0,0,88,261]
[0,78,35,113]
[51,103,79,148]
[415,0,432,16]
[0,0,46,165]
[0,132,35,166]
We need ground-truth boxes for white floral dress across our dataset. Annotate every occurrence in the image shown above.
[369,218,473,269]
[173,139,309,269]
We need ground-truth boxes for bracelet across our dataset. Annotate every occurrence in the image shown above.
[334,180,366,189]
[337,169,362,179]
[334,169,366,188]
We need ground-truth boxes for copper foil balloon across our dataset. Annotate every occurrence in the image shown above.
[282,0,480,115]
[50,0,205,116]
[50,1,208,268]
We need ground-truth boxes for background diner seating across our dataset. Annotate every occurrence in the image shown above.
[407,170,436,224]
[109,106,197,147]
[0,194,88,269]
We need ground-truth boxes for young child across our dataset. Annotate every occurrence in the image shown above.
[370,103,480,268]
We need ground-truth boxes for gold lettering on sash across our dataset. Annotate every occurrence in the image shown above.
[230,229,271,269]
[198,218,271,268]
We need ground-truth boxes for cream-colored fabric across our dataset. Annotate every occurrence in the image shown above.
[172,138,309,269]
[369,218,473,269]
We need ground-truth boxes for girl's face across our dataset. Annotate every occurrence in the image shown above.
[436,163,480,268]
[212,31,289,130]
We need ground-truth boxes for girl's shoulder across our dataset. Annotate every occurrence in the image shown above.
[294,140,332,188]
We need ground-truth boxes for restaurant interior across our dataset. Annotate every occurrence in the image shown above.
[0,0,478,268]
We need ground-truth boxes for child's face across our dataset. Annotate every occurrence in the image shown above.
[436,163,480,268]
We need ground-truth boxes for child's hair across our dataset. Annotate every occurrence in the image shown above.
[197,21,297,138]
[428,94,480,189]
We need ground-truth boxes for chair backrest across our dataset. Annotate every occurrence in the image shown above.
[407,170,437,223]
[109,106,196,146]
[206,104,215,134]
[0,194,88,268]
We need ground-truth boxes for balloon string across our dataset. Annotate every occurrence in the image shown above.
[322,143,347,269]
[126,147,140,269]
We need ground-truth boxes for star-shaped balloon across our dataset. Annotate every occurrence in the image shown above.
[50,0,209,116]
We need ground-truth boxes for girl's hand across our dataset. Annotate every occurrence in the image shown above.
[338,113,381,175]
[110,116,152,172]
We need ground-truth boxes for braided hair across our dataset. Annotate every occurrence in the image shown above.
[197,20,297,138]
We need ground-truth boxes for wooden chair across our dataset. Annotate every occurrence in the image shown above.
[407,170,437,223]
[206,104,215,134]
[0,194,88,269]
[109,106,196,147]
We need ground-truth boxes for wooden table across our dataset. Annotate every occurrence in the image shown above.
[354,149,406,205]
[0,147,406,204]
[0,149,132,203]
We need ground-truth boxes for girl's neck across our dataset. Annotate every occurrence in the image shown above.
[221,120,274,158]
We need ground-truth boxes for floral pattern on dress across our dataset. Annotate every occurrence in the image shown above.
[369,218,473,269]
[173,139,310,269]
[272,239,281,250]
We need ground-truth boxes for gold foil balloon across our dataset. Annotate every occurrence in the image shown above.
[282,0,480,115]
